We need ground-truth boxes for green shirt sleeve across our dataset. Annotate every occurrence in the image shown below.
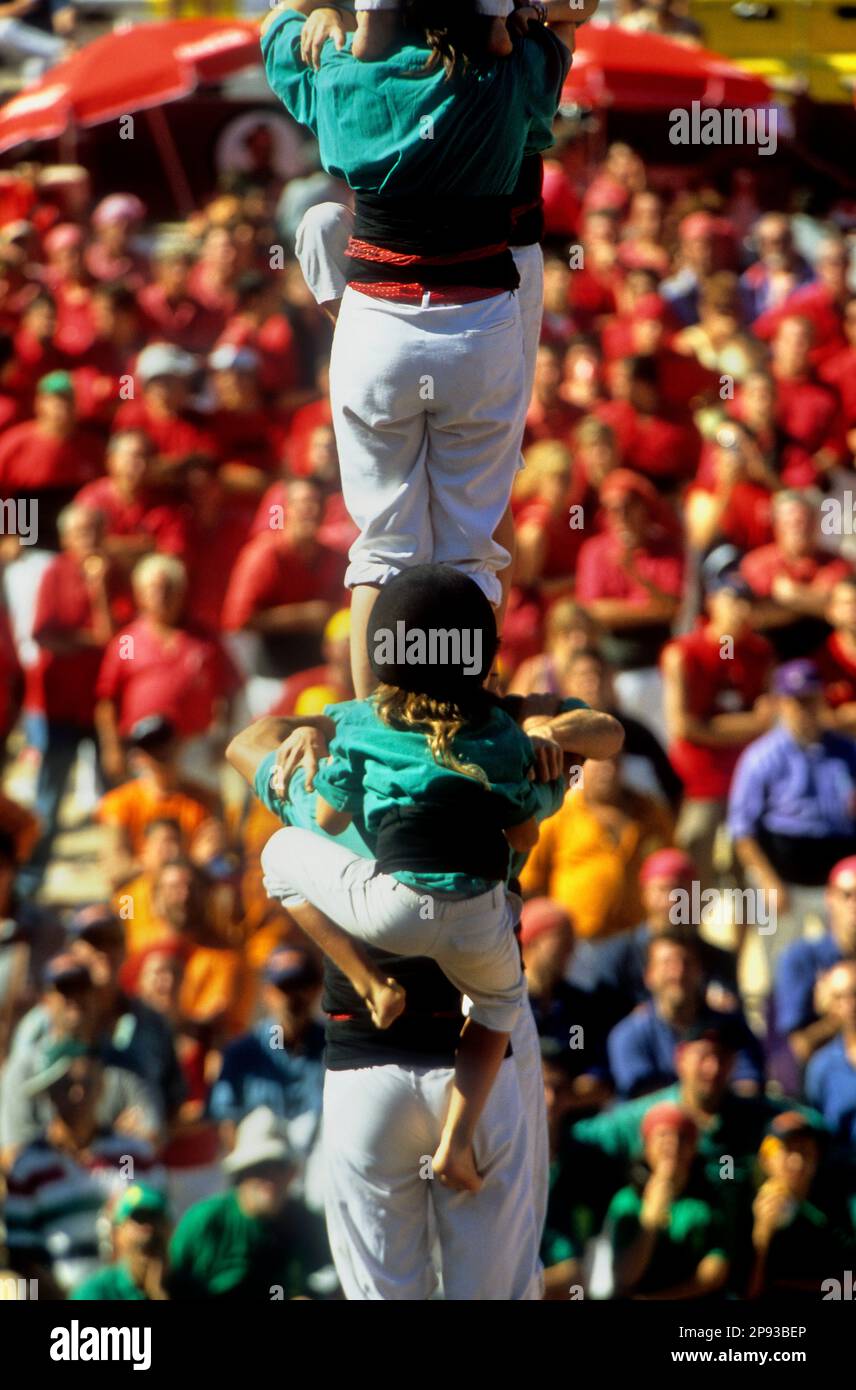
[606,1185,645,1254]
[261,9,318,133]
[521,27,572,155]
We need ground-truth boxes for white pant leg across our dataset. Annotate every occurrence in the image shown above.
[323,1058,539,1300]
[422,292,525,603]
[329,288,435,589]
[322,1066,438,1301]
[261,826,524,1031]
[511,999,550,1240]
[512,242,545,411]
[432,1056,541,1300]
[295,201,353,307]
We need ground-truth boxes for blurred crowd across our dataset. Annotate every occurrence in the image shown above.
[0,127,855,1300]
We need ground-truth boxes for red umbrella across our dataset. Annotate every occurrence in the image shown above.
[0,18,261,155]
[564,23,773,110]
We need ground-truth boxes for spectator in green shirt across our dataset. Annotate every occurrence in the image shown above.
[609,1102,729,1300]
[748,1111,856,1300]
[71,1183,171,1302]
[168,1107,331,1300]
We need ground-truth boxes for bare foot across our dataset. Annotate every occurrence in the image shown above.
[364,976,406,1029]
[352,11,397,61]
[432,1137,483,1193]
[486,16,514,57]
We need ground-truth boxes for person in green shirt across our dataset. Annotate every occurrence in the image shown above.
[609,1102,730,1300]
[748,1111,856,1299]
[71,1183,171,1302]
[168,1107,329,1301]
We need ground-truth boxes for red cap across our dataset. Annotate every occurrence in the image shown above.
[641,1102,698,1144]
[600,468,658,508]
[640,848,697,885]
[829,856,856,887]
[519,897,572,947]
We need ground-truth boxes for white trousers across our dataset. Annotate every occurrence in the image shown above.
[295,201,530,605]
[330,286,525,605]
[510,996,550,1235]
[262,825,524,1032]
[322,1055,541,1300]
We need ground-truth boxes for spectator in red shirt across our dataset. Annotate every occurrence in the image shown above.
[559,336,604,415]
[137,243,225,355]
[186,227,239,321]
[596,356,701,490]
[181,468,256,635]
[672,271,764,386]
[540,254,577,348]
[512,440,578,596]
[85,194,148,291]
[27,505,131,881]
[508,597,600,697]
[0,370,103,547]
[618,190,670,276]
[95,554,242,785]
[768,315,846,481]
[216,271,298,402]
[112,343,216,484]
[686,422,775,557]
[40,223,97,359]
[10,292,67,399]
[206,344,283,490]
[524,344,583,448]
[567,208,621,329]
[221,477,346,716]
[266,606,354,717]
[727,367,815,491]
[74,431,188,571]
[576,469,684,739]
[814,578,856,736]
[818,296,856,452]
[740,491,854,660]
[662,573,775,884]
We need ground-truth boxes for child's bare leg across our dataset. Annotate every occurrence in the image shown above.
[350,582,382,698]
[287,900,405,1028]
[433,1018,510,1193]
[352,9,398,60]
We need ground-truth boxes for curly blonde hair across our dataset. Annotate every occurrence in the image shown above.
[373,683,490,787]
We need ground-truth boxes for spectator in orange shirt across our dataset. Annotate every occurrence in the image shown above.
[519,753,674,940]
[96,716,217,888]
[112,817,184,953]
[137,860,254,1043]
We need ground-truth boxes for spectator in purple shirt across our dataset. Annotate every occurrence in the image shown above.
[606,934,764,1100]
[739,214,815,323]
[728,660,856,968]
[804,959,856,1153]
[774,856,856,1066]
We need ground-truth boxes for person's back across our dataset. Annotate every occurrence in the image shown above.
[262,13,564,196]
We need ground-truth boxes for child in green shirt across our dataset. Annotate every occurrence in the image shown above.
[260,567,541,1192]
